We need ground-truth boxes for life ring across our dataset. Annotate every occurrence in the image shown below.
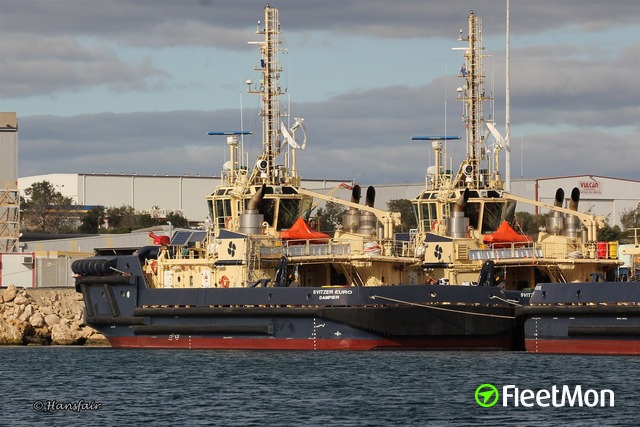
[431,220,440,231]
[219,275,230,288]
[226,217,234,229]
[151,260,158,275]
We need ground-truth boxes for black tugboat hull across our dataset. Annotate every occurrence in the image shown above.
[520,282,640,355]
[75,254,516,351]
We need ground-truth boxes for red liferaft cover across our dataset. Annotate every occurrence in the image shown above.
[280,217,330,241]
[482,221,532,245]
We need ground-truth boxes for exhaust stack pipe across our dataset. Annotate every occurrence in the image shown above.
[358,186,377,235]
[343,185,361,232]
[240,183,266,234]
[448,189,470,238]
[564,187,582,238]
[547,188,565,235]
[453,188,470,213]
[350,185,362,204]
[365,186,375,207]
[553,188,565,207]
[247,183,266,210]
[569,187,580,211]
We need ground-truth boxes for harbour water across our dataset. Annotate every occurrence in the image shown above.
[3,347,638,426]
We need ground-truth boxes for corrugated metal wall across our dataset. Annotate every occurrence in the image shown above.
[0,112,18,183]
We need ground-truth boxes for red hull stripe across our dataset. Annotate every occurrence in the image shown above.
[525,339,640,355]
[108,336,512,351]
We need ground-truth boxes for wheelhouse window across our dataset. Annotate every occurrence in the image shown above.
[213,198,232,228]
[418,202,438,231]
[277,199,301,230]
[257,198,276,227]
[480,202,502,232]
[478,200,517,233]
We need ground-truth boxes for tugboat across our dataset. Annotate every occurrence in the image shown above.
[409,11,621,298]
[73,7,620,350]
[519,229,640,355]
[73,6,516,350]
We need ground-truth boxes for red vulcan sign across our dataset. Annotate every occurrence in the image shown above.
[578,181,601,194]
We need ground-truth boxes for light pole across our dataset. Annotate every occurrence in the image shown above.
[352,172,366,186]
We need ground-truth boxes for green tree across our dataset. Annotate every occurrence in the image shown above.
[104,206,190,233]
[620,202,640,231]
[79,206,106,234]
[315,201,347,233]
[166,211,189,228]
[598,223,623,241]
[21,181,74,233]
[513,212,547,237]
[386,199,417,232]
[105,206,138,233]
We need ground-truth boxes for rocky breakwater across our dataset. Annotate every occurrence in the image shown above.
[0,285,107,345]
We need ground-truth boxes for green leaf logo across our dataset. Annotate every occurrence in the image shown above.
[475,384,499,407]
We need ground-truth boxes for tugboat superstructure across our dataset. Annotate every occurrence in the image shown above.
[410,11,620,290]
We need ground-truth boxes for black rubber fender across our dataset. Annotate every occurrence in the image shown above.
[71,258,117,276]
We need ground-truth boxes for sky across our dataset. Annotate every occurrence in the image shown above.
[1,0,639,185]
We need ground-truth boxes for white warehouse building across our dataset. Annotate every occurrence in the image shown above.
[18,173,639,227]
[18,173,351,224]
[510,175,640,227]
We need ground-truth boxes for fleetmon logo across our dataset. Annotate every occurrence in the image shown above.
[475,384,499,407]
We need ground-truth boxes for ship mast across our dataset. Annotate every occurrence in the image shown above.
[247,5,286,185]
[460,11,485,189]
[455,10,505,191]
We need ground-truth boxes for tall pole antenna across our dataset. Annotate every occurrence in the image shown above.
[505,0,512,192]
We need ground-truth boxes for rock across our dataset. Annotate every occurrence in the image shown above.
[25,334,50,345]
[70,320,84,331]
[44,313,61,327]
[0,317,24,345]
[2,285,17,303]
[10,317,34,335]
[29,312,45,328]
[1,305,16,319]
[51,322,84,345]
[71,303,84,321]
[13,293,30,305]
[1,288,101,346]
[13,304,24,319]
[84,329,108,346]
[19,304,34,322]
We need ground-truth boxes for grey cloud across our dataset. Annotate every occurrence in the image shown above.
[0,35,169,98]
[3,1,637,44]
[7,0,639,182]
[17,72,639,183]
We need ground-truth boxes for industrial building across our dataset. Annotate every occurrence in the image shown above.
[0,112,19,253]
[3,111,639,287]
[511,176,640,226]
[18,173,351,224]
[18,173,639,228]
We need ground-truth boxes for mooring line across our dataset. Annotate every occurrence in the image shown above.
[489,295,522,306]
[369,294,515,319]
